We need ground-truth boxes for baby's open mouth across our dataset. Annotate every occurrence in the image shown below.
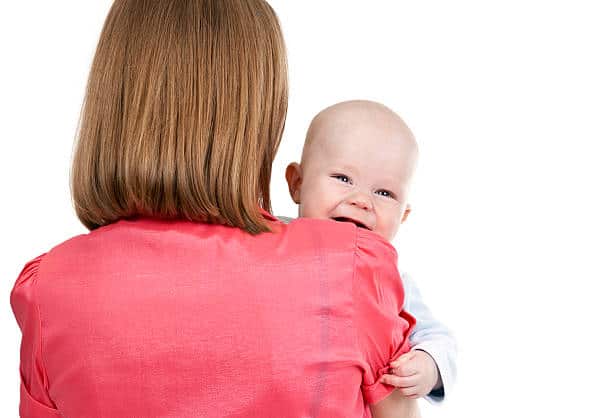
[332,217,370,230]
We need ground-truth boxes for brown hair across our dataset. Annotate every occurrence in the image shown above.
[70,0,288,234]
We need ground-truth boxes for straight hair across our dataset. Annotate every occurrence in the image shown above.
[70,0,288,234]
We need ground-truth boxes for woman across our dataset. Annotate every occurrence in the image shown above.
[10,1,418,417]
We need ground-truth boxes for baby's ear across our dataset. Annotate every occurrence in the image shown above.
[285,162,303,204]
[400,205,411,223]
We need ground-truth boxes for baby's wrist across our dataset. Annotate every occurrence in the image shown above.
[414,349,442,391]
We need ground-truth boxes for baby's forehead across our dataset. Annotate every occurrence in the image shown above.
[304,114,414,158]
[314,102,399,132]
[301,134,415,184]
[307,101,413,143]
[300,101,418,176]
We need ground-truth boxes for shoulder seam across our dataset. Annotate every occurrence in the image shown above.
[351,224,359,367]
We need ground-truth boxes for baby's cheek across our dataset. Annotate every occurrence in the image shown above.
[298,204,315,218]
[379,219,400,242]
[299,200,326,219]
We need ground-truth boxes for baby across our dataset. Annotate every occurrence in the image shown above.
[282,100,456,403]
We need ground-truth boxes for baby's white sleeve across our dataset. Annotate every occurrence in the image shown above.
[401,271,457,404]
[276,215,295,224]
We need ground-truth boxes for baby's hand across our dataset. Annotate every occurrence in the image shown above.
[380,350,441,399]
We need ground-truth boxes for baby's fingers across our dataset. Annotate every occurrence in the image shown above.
[390,351,416,369]
[391,363,418,378]
[380,373,420,389]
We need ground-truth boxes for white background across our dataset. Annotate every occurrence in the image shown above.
[1,1,611,416]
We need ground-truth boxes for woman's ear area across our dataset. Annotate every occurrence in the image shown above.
[285,162,303,204]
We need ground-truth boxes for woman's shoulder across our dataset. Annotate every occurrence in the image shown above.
[11,225,114,287]
[12,253,47,286]
[10,253,47,322]
[282,217,397,261]
[352,227,402,295]
[354,226,398,262]
[10,231,89,297]
[281,217,354,252]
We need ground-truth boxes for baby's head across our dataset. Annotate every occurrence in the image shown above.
[285,100,419,241]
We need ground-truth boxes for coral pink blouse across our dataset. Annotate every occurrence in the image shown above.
[11,210,414,417]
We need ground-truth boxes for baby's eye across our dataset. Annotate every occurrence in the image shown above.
[331,174,352,184]
[375,189,395,199]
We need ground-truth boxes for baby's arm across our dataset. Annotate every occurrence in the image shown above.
[381,272,457,404]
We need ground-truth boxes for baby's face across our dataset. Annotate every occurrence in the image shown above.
[286,103,417,242]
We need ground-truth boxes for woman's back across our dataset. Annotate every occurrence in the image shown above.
[12,212,413,417]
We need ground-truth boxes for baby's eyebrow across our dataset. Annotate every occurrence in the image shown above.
[379,182,407,197]
[332,163,360,173]
[376,177,401,188]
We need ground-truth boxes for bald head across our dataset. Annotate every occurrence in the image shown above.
[301,100,418,172]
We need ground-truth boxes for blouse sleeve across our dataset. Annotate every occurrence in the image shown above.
[10,253,62,417]
[353,229,416,405]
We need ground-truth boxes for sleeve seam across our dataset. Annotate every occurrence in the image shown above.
[32,254,52,395]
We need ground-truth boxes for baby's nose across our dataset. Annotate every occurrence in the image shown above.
[349,194,373,211]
